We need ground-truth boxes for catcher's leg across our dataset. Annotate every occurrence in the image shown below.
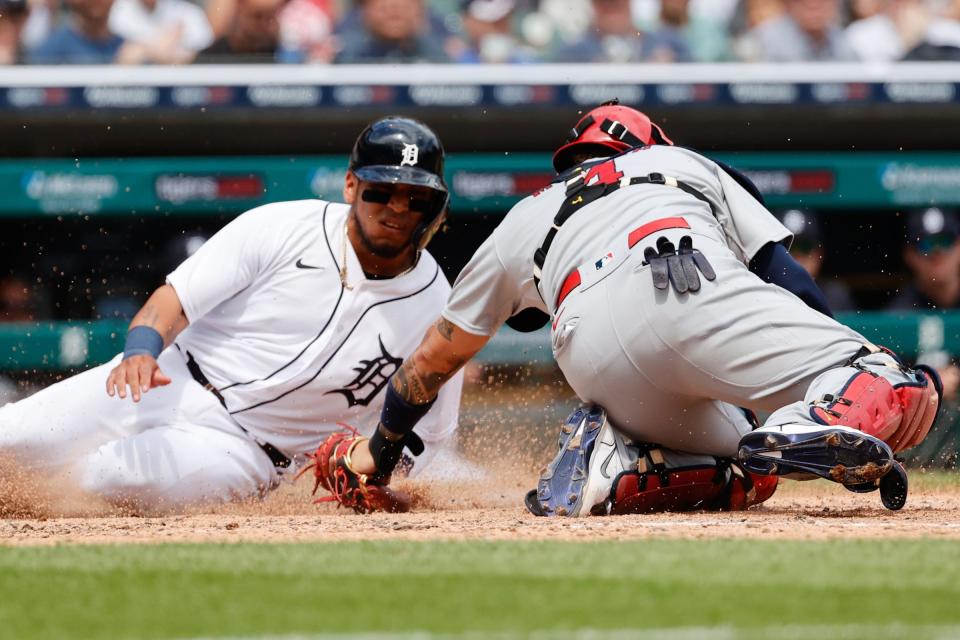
[738,346,941,510]
[525,404,777,517]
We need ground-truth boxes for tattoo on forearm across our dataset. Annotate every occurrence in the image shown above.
[393,361,431,404]
[436,318,454,342]
[392,354,470,403]
[420,372,447,397]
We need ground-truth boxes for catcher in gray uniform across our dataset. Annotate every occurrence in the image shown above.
[315,102,941,516]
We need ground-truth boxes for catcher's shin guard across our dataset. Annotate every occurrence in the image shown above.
[806,347,941,454]
[525,404,779,517]
[809,367,940,454]
[724,465,779,512]
[605,458,778,515]
[738,345,941,511]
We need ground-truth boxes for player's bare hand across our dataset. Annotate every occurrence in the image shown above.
[349,438,378,475]
[106,355,171,402]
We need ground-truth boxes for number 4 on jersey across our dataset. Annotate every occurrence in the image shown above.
[581,159,624,187]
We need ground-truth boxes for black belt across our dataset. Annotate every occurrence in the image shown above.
[183,349,292,470]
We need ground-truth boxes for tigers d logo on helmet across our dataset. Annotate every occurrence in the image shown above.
[349,116,450,248]
[400,143,419,167]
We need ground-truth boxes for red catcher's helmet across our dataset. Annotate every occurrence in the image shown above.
[552,100,673,173]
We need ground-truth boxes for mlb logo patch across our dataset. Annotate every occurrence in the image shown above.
[595,252,614,270]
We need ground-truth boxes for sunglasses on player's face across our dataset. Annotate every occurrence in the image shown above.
[360,185,442,215]
[916,233,958,255]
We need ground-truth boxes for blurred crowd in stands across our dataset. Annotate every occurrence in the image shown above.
[2,0,960,65]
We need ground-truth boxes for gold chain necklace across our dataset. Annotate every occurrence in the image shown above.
[340,221,354,290]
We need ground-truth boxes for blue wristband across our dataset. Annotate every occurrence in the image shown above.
[123,326,164,360]
[379,383,435,435]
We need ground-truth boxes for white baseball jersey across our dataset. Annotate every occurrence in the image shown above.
[0,199,462,513]
[168,199,462,455]
[442,145,867,457]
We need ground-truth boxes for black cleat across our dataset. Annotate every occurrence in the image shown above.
[738,425,894,486]
[844,461,908,511]
[524,489,545,516]
[879,461,908,511]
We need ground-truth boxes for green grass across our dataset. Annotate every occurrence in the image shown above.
[908,469,960,490]
[1,539,959,640]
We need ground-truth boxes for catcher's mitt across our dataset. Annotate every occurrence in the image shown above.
[298,425,412,514]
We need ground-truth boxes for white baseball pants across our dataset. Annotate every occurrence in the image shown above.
[0,349,281,513]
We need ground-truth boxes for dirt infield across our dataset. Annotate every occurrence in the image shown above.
[3,474,960,546]
[2,381,959,546]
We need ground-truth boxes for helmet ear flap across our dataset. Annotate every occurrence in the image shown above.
[650,123,673,146]
[413,190,449,249]
[415,206,447,250]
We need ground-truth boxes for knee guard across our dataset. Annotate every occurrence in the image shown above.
[809,347,942,453]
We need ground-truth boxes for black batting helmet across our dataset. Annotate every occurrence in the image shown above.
[349,116,449,248]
